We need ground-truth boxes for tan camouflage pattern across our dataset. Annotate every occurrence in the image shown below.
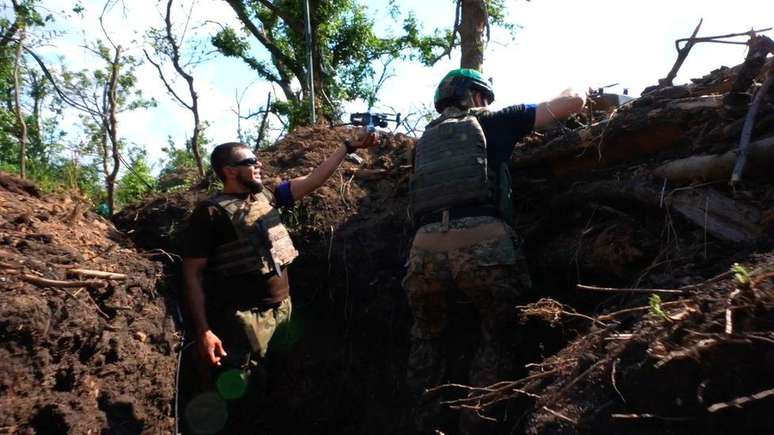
[210,192,299,277]
[402,217,531,433]
[181,297,292,433]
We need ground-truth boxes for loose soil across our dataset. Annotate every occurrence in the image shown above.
[0,174,177,434]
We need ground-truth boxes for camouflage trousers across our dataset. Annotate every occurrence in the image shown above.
[402,219,531,434]
[183,297,292,434]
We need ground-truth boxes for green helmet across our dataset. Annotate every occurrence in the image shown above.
[433,68,495,113]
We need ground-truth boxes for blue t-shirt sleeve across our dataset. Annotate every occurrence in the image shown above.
[274,181,295,208]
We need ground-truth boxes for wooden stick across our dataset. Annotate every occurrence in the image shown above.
[597,300,687,321]
[0,261,21,270]
[708,387,774,413]
[68,269,127,280]
[676,27,772,46]
[542,406,578,425]
[724,289,741,334]
[20,274,107,288]
[254,91,272,152]
[660,18,703,86]
[731,70,774,185]
[612,413,693,422]
[577,284,685,294]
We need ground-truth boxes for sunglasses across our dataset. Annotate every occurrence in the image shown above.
[228,157,259,167]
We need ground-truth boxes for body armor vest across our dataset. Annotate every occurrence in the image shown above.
[411,108,497,218]
[206,192,299,278]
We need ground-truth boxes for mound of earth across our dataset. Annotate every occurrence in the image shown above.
[0,174,177,434]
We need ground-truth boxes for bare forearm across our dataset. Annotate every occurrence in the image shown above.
[290,143,348,200]
[306,143,347,189]
[535,90,586,130]
[183,266,209,334]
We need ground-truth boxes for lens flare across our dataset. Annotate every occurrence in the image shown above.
[216,369,248,400]
[184,392,228,434]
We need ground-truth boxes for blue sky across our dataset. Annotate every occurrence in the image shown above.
[8,0,774,170]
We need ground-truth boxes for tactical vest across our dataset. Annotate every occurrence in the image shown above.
[206,192,299,278]
[411,107,498,218]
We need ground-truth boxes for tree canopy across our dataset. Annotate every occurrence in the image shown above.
[0,0,516,211]
[213,0,464,128]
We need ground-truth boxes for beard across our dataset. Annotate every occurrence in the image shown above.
[237,171,264,193]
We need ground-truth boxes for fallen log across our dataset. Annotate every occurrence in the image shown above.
[653,135,774,183]
[545,179,761,242]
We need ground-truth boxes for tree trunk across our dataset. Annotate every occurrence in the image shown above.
[30,70,44,153]
[105,46,122,216]
[163,0,204,178]
[13,27,28,178]
[460,0,487,71]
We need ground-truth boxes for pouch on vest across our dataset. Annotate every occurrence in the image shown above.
[410,108,497,218]
[207,192,299,278]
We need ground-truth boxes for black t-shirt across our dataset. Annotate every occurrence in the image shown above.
[182,190,292,308]
[476,104,537,169]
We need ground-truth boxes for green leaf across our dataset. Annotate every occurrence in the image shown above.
[648,294,671,322]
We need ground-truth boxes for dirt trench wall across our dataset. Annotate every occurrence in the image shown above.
[0,173,177,434]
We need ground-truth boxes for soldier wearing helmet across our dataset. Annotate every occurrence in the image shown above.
[403,68,584,433]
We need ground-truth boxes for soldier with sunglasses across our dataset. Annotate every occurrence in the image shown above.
[181,129,377,433]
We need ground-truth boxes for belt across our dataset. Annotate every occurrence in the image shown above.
[415,205,499,229]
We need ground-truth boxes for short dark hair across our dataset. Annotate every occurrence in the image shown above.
[211,142,249,181]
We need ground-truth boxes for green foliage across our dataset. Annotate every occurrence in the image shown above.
[280,201,321,233]
[215,0,466,129]
[157,135,211,192]
[731,262,751,287]
[0,156,104,201]
[116,150,156,207]
[648,294,672,322]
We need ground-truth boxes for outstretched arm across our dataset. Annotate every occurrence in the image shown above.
[290,129,378,201]
[534,88,586,130]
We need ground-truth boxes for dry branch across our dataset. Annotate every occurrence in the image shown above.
[542,406,578,425]
[708,387,774,413]
[577,283,685,294]
[68,268,127,280]
[659,18,703,87]
[19,274,107,288]
[611,413,693,422]
[597,300,688,322]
